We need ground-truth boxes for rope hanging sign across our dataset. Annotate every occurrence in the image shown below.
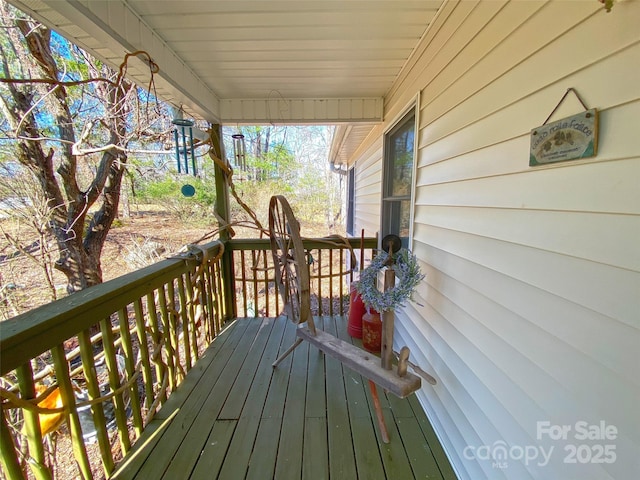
[529,88,599,167]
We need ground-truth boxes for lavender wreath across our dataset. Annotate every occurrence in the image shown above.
[356,249,424,312]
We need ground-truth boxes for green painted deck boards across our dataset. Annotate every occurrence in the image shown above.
[110,316,455,480]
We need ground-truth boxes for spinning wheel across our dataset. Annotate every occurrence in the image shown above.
[268,195,430,442]
[268,195,314,332]
[269,195,426,444]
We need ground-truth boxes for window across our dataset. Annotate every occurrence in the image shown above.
[346,168,355,236]
[381,109,415,248]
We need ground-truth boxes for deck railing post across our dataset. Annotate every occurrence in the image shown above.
[211,123,237,321]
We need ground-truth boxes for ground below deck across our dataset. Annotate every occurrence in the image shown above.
[111,316,457,480]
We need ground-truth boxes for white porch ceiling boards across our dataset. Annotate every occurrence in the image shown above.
[7,0,444,125]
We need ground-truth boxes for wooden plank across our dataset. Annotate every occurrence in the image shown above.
[111,316,456,480]
[110,319,252,479]
[215,318,288,480]
[297,327,421,398]
[334,318,386,479]
[245,319,298,480]
[188,420,236,480]
[274,333,309,479]
[246,417,283,480]
[323,317,358,480]
[153,319,250,421]
[261,318,297,419]
[218,318,278,420]
[363,385,414,479]
[409,395,458,480]
[305,322,326,418]
[161,318,274,479]
[339,319,415,479]
[396,416,443,480]
[124,319,261,479]
[303,417,329,480]
[386,388,416,419]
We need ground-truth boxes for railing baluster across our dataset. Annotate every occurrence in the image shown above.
[329,248,334,317]
[1,406,25,479]
[251,249,259,317]
[202,262,214,342]
[133,298,154,411]
[117,308,143,439]
[51,343,92,479]
[16,362,51,480]
[99,316,131,455]
[317,249,323,316]
[184,270,199,362]
[339,248,345,315]
[78,328,114,475]
[212,261,223,334]
[262,249,269,317]
[176,276,193,370]
[145,291,167,408]
[273,250,279,315]
[157,285,177,392]
[239,250,247,316]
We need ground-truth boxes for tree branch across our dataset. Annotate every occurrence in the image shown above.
[0,76,118,87]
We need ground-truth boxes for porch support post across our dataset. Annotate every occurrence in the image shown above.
[211,124,237,321]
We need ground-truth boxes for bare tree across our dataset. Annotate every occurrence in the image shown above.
[0,165,59,302]
[0,1,165,293]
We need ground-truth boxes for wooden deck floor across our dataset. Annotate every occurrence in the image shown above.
[111,316,456,480]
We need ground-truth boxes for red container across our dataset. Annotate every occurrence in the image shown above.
[347,284,365,338]
[362,309,382,353]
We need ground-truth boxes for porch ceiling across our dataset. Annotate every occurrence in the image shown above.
[8,0,444,126]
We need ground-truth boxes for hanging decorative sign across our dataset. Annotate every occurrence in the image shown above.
[530,89,598,167]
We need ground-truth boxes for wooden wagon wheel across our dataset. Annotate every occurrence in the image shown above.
[268,195,314,333]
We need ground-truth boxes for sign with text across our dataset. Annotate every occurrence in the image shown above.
[530,109,598,166]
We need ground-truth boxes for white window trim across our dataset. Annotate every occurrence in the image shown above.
[380,94,420,251]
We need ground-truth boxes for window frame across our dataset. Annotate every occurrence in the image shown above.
[346,167,356,236]
[380,105,418,249]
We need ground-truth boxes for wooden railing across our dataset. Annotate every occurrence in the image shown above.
[0,236,376,479]
[0,242,227,480]
[229,236,377,318]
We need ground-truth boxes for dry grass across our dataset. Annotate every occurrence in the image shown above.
[0,209,216,319]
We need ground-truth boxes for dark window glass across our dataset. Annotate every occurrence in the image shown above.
[382,110,415,248]
[347,168,355,235]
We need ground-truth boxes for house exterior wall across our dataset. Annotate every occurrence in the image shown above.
[350,1,639,479]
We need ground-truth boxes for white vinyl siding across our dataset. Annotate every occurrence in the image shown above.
[349,1,640,479]
[352,129,384,237]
